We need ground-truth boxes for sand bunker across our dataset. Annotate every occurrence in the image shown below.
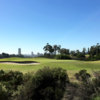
[0,61,40,65]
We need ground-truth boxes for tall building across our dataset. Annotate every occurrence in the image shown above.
[31,52,34,57]
[18,48,21,55]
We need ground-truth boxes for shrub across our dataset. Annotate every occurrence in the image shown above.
[16,67,69,100]
[74,70,100,100]
[0,84,9,100]
[75,70,91,83]
[0,71,23,90]
[92,71,100,95]
[55,54,71,59]
[76,53,85,60]
[0,70,23,98]
[93,96,100,100]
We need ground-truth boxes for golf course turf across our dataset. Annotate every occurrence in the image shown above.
[0,57,100,80]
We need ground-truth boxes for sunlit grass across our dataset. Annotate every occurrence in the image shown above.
[0,57,100,80]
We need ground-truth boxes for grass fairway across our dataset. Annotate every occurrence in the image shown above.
[0,57,100,80]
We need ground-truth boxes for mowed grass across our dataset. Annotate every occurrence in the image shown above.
[0,57,100,80]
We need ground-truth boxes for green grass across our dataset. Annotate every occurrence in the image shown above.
[0,57,100,80]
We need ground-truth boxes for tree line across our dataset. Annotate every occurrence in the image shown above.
[43,43,100,60]
[0,53,23,58]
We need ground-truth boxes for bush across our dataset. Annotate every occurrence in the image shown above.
[93,71,100,87]
[76,53,85,60]
[92,71,100,96]
[75,70,91,83]
[0,71,23,90]
[74,70,100,100]
[93,96,100,100]
[16,67,69,100]
[55,54,71,59]
[0,70,23,98]
[0,84,9,100]
[74,70,94,100]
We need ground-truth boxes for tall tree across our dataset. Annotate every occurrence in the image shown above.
[53,45,61,55]
[88,48,90,54]
[43,43,54,54]
[60,48,69,55]
[70,50,76,56]
[76,50,80,55]
[82,48,86,55]
[53,45,58,55]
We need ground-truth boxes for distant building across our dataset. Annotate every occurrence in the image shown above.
[31,52,34,57]
[18,48,21,56]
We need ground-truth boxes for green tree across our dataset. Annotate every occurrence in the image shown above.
[82,48,86,55]
[70,50,76,56]
[53,45,61,55]
[60,48,69,55]
[43,43,54,55]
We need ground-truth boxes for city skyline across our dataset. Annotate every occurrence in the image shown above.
[0,0,100,54]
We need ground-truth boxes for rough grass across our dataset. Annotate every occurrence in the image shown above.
[0,57,100,80]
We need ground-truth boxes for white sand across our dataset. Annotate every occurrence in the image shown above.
[0,62,40,65]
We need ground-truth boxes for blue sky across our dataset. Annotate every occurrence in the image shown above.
[0,0,100,54]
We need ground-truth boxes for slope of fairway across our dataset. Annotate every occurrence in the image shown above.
[0,57,100,79]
